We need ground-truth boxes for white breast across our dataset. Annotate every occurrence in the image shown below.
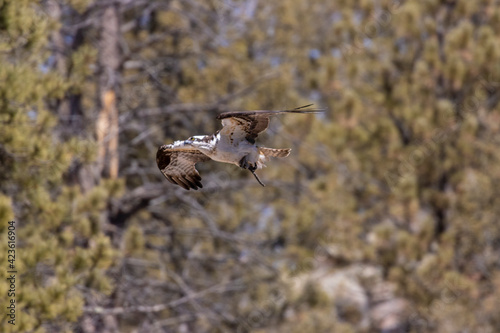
[210,132,259,165]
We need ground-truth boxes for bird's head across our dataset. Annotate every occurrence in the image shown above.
[184,135,212,150]
[184,135,204,144]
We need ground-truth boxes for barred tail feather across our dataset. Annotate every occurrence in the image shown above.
[259,147,291,158]
[256,147,291,169]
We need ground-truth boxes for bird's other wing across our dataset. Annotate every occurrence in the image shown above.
[156,141,211,190]
[216,104,324,143]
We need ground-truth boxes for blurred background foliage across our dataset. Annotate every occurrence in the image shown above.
[1,0,500,332]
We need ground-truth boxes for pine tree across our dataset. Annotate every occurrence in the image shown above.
[0,1,118,332]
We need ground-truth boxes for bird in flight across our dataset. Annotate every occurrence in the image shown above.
[156,104,323,190]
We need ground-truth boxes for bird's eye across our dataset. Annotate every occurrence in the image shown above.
[190,137,195,141]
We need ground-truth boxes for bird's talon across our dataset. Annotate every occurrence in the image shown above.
[239,156,253,170]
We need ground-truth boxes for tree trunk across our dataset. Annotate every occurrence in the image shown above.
[96,3,121,179]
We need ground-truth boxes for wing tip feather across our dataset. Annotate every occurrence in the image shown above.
[216,104,325,119]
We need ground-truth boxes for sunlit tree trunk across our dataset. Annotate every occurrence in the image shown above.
[96,3,121,179]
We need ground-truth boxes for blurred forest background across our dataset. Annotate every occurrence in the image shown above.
[1,0,500,332]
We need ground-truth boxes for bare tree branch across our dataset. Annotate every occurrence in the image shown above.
[82,278,244,315]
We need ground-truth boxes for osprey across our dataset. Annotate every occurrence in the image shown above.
[156,104,323,190]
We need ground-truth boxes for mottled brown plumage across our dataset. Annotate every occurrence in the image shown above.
[156,146,210,190]
[216,104,318,143]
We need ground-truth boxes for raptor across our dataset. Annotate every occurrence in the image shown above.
[156,104,323,190]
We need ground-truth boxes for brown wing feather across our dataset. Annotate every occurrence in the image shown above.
[218,115,270,143]
[156,145,211,190]
[216,104,323,142]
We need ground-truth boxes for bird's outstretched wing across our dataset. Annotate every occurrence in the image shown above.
[156,142,211,190]
[216,104,323,143]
